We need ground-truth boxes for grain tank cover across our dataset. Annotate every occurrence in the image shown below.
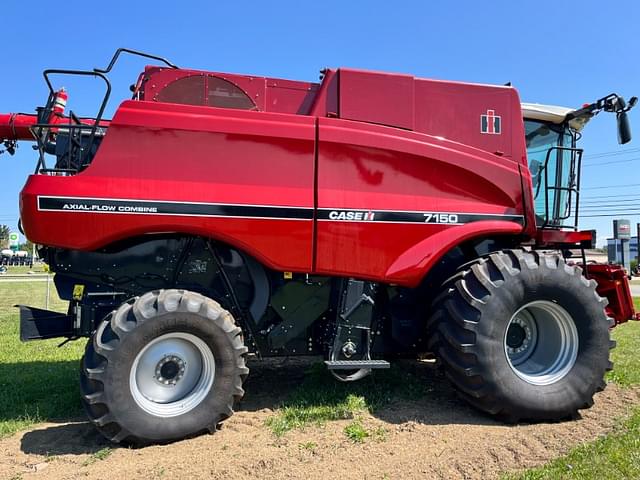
[336,68,524,160]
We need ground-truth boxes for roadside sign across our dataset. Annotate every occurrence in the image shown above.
[614,219,631,240]
[9,232,19,251]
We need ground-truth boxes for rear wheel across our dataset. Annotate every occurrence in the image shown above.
[80,289,249,445]
[427,249,614,421]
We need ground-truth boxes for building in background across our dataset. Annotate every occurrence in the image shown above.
[607,236,638,264]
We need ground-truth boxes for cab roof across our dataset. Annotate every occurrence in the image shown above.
[521,103,574,124]
[521,102,591,131]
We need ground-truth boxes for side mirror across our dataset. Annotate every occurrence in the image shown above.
[616,96,636,145]
[573,94,636,145]
[617,110,632,144]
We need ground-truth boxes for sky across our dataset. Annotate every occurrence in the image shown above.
[1,1,639,247]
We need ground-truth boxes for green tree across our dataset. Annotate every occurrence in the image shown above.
[19,240,34,254]
[0,224,10,249]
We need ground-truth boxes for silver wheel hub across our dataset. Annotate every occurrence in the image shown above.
[154,355,186,385]
[504,300,579,386]
[130,332,215,417]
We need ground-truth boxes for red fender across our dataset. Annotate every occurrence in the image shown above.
[385,221,524,286]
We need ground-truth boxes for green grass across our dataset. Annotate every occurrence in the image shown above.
[82,447,112,466]
[298,441,317,451]
[607,321,640,387]
[264,362,428,437]
[265,391,367,437]
[342,418,388,443]
[0,281,83,438]
[2,264,48,274]
[503,409,640,480]
[344,418,369,443]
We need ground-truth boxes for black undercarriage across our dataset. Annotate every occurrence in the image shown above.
[20,234,511,360]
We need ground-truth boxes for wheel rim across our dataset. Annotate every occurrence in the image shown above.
[129,332,215,417]
[504,300,578,386]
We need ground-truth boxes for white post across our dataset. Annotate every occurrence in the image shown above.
[45,274,50,309]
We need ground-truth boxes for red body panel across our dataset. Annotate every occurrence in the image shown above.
[315,117,525,285]
[21,102,316,271]
[585,264,637,324]
[15,66,536,286]
[536,229,594,247]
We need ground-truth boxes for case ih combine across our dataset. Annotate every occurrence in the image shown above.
[1,49,638,445]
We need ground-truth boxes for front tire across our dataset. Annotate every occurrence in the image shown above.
[427,249,614,421]
[80,289,249,445]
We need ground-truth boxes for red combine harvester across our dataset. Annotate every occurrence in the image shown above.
[1,49,638,445]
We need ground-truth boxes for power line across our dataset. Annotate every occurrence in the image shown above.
[583,147,640,161]
[580,193,640,200]
[579,203,640,209]
[582,157,640,168]
[580,194,640,201]
[580,207,640,212]
[583,183,640,190]
[580,211,640,216]
[579,205,640,210]
[580,213,640,218]
[580,199,640,206]
[580,199,640,205]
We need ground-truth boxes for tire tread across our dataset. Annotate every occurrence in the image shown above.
[80,289,248,445]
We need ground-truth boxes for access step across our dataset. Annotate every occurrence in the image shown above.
[324,360,390,370]
[18,305,74,341]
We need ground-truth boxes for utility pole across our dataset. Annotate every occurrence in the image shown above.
[637,223,640,264]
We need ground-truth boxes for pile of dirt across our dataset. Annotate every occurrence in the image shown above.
[1,359,638,480]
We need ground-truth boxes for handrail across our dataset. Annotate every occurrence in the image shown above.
[33,48,176,175]
[540,145,583,230]
[94,47,178,74]
[41,69,111,169]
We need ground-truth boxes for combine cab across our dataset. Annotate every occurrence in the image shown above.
[1,48,637,444]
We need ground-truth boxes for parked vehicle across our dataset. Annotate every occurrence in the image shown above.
[1,49,637,445]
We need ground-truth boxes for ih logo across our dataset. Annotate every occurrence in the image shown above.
[481,109,501,134]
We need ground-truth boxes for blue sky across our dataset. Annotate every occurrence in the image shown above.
[1,1,638,246]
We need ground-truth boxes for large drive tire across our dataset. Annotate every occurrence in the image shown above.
[80,289,249,445]
[427,249,614,421]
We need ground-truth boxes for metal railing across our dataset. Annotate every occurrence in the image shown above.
[31,48,177,175]
[31,69,110,175]
[539,145,583,230]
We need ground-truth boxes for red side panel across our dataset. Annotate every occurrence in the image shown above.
[339,69,415,130]
[20,101,316,271]
[414,79,518,159]
[332,69,526,163]
[266,79,319,115]
[315,117,525,286]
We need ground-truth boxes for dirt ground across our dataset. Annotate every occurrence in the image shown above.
[1,359,639,480]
